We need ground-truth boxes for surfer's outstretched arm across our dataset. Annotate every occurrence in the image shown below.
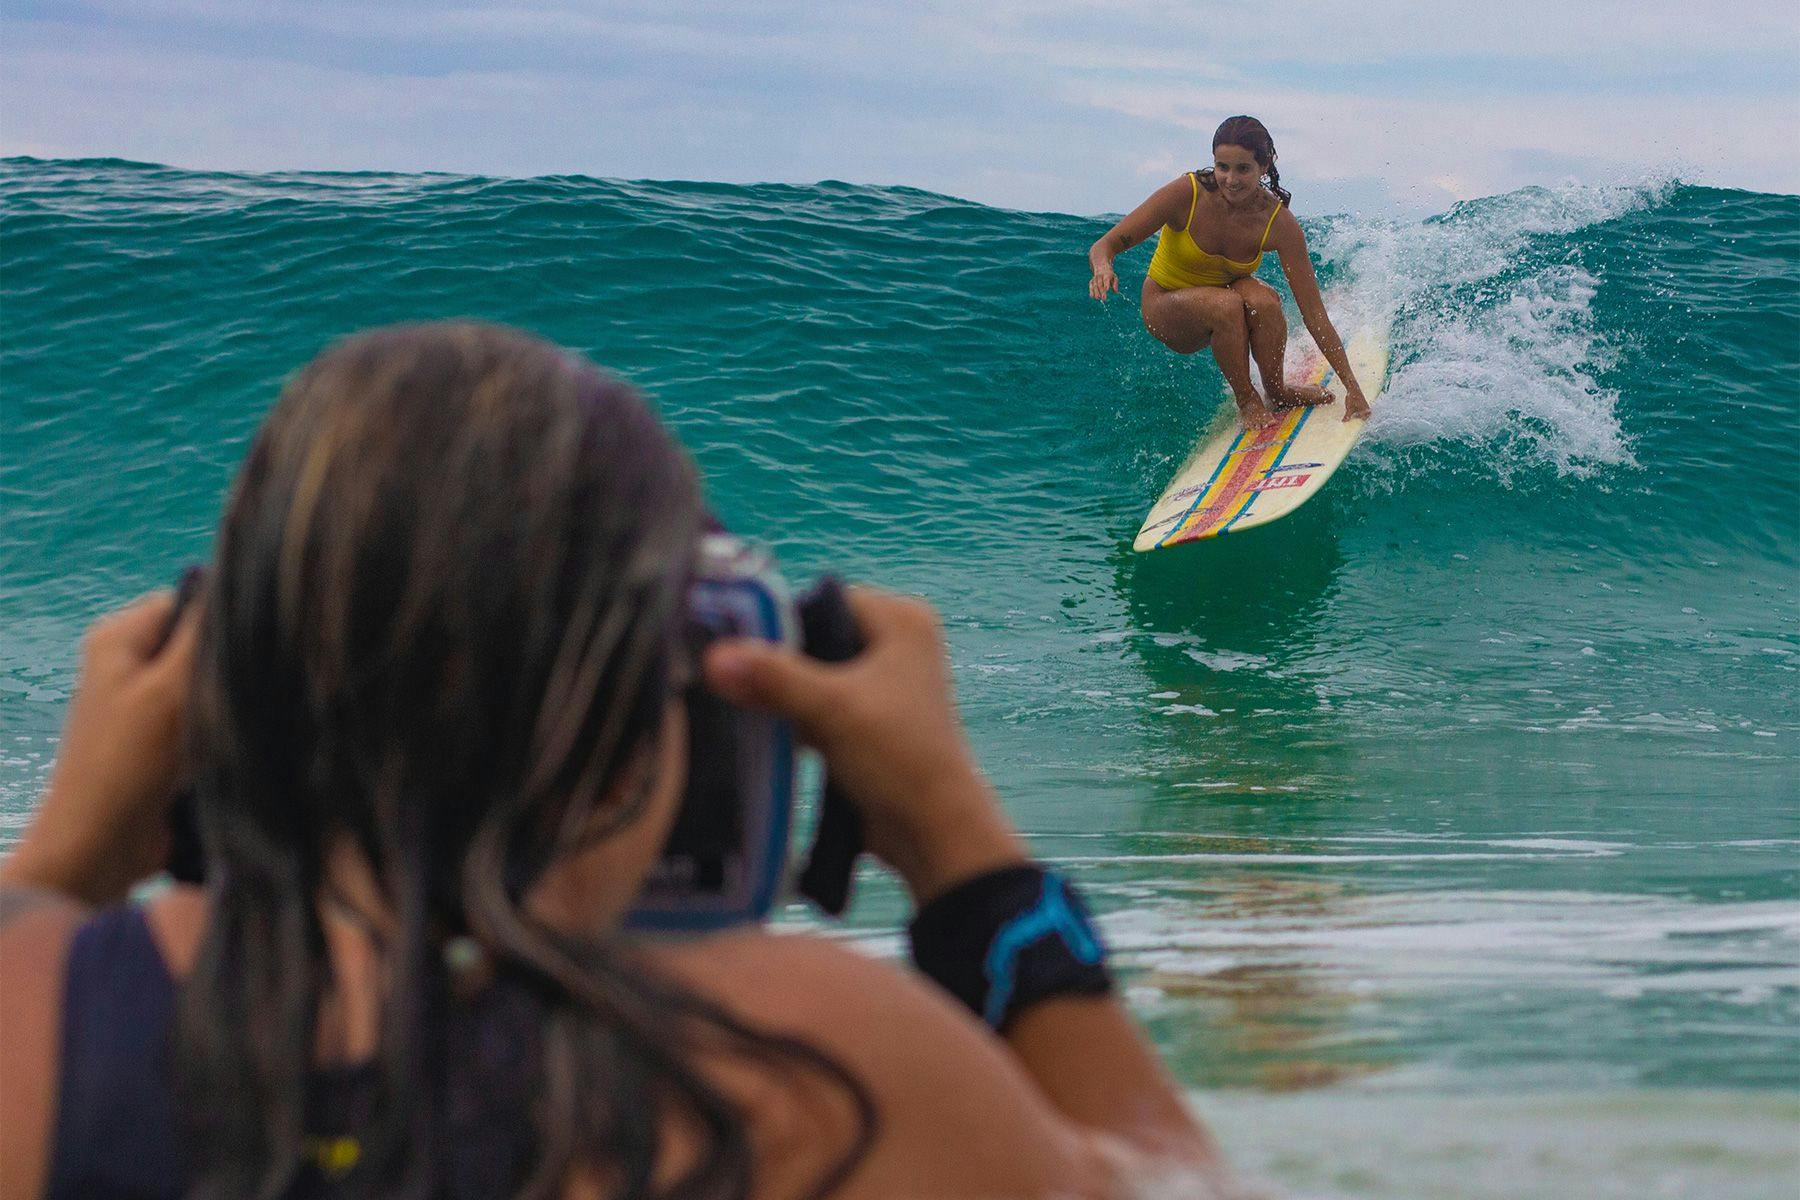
[1087,177,1191,301]
[1272,212,1372,420]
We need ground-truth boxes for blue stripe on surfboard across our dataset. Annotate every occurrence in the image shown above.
[1154,426,1243,548]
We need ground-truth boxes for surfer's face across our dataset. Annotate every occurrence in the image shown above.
[1212,144,1263,200]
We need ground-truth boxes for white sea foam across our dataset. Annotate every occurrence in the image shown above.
[1099,888,1800,1006]
[1312,181,1669,479]
[1199,1088,1799,1200]
[1183,647,1271,672]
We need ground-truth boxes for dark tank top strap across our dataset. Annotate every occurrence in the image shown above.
[46,904,542,1199]
[47,904,187,1200]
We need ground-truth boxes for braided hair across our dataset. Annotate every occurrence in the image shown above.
[1195,115,1292,208]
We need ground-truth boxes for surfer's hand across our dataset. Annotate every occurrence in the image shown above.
[1343,385,1371,422]
[1088,267,1119,301]
[702,588,1027,904]
[1,593,197,905]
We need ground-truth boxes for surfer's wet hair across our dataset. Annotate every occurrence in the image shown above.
[1198,114,1292,208]
[177,321,875,1198]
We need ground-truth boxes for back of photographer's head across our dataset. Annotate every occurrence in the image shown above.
[175,322,810,1196]
[195,320,699,912]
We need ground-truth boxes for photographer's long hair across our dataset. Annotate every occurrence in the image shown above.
[178,323,873,1199]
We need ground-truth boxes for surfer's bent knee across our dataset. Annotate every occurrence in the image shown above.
[1192,286,1248,335]
[1230,277,1281,316]
[1142,286,1239,354]
[1143,310,1210,354]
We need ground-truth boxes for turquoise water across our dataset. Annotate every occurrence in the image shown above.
[3,158,1797,1195]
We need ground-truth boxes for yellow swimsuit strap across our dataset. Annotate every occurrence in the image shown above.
[1182,171,1200,231]
[1255,198,1281,253]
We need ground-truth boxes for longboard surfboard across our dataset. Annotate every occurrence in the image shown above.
[1133,323,1390,552]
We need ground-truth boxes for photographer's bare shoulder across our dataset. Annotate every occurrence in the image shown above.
[648,927,1127,1199]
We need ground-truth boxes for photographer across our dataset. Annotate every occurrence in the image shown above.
[0,323,1221,1199]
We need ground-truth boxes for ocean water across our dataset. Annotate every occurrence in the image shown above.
[2,158,1796,1197]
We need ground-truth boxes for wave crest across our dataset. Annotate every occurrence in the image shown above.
[1315,181,1676,480]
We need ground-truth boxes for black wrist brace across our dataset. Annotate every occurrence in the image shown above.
[907,864,1112,1032]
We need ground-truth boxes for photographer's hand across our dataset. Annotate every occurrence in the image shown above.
[0,593,197,906]
[703,587,1028,905]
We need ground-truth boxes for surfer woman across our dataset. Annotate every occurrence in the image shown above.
[1088,115,1371,428]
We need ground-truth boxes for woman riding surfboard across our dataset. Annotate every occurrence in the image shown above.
[1088,115,1372,429]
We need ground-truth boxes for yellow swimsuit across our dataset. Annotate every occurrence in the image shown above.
[1146,173,1282,291]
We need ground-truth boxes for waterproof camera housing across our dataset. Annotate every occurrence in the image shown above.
[626,534,798,932]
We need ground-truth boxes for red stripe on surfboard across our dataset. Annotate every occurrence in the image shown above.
[1170,411,1299,543]
[1179,350,1327,540]
[1223,405,1314,534]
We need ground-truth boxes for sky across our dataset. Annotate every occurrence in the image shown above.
[3,0,1798,216]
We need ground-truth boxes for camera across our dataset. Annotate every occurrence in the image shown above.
[630,531,866,928]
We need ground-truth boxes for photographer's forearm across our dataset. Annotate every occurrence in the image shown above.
[878,773,1030,904]
[0,594,195,910]
[704,592,1210,1163]
[1006,994,1216,1164]
[0,809,132,908]
[885,779,1214,1164]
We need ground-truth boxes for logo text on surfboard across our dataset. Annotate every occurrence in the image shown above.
[1250,472,1311,493]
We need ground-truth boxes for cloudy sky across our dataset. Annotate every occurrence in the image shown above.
[4,0,1797,216]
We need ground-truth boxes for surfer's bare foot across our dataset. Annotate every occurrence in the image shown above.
[1269,383,1333,411]
[1343,386,1372,421]
[1236,395,1278,429]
